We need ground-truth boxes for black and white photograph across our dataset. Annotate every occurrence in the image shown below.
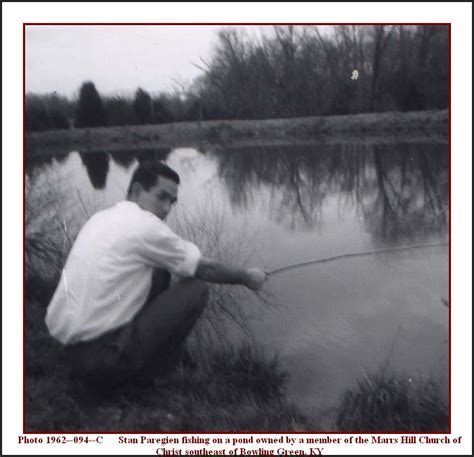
[0,0,471,454]
[22,21,453,436]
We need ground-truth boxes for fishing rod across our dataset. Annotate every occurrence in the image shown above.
[267,242,448,276]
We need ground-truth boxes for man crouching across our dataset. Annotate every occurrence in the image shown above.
[45,161,267,388]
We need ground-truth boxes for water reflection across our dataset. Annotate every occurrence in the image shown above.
[79,151,110,190]
[212,142,448,243]
[132,147,171,164]
[25,154,55,179]
[54,151,70,164]
[363,146,448,245]
[79,147,173,189]
[27,141,448,245]
[213,144,329,230]
[109,150,136,169]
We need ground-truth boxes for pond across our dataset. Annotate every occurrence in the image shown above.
[26,141,449,420]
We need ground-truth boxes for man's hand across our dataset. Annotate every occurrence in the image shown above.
[244,268,267,291]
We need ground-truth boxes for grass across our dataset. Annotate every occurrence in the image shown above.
[335,369,448,432]
[170,195,276,342]
[334,324,448,432]
[26,295,308,432]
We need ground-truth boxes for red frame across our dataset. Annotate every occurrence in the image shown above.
[23,22,451,436]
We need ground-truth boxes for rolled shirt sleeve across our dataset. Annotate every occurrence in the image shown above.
[139,217,202,277]
[174,240,201,277]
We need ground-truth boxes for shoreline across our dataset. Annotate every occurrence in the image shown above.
[26,109,448,156]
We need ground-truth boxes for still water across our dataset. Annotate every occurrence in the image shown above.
[26,142,449,418]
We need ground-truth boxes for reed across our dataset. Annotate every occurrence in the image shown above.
[335,369,448,432]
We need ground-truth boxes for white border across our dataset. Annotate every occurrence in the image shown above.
[3,2,472,455]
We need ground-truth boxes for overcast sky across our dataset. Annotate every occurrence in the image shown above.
[26,25,228,98]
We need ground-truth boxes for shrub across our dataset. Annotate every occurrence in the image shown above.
[336,369,448,432]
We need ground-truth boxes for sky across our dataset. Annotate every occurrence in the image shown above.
[26,25,228,98]
[25,25,333,99]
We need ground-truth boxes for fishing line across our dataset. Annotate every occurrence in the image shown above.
[267,242,448,276]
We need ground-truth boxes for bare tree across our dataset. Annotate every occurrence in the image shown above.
[369,26,395,112]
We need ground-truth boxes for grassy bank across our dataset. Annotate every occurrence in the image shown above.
[26,296,309,432]
[26,109,448,155]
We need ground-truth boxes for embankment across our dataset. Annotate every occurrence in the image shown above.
[26,109,448,155]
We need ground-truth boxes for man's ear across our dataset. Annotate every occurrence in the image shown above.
[130,182,144,199]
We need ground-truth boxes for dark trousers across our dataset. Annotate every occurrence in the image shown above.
[65,270,209,388]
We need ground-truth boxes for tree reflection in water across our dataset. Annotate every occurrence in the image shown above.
[79,151,110,190]
[25,154,56,180]
[131,147,171,165]
[78,147,173,190]
[363,143,448,245]
[109,150,136,169]
[54,151,71,164]
[212,142,448,244]
[214,145,328,231]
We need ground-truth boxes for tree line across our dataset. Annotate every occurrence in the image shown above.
[25,85,183,132]
[26,25,448,132]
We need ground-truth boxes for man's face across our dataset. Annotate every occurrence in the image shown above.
[135,176,178,220]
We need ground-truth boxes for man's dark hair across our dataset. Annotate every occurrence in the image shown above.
[127,161,180,196]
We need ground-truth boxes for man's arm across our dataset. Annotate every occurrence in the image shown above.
[195,257,267,291]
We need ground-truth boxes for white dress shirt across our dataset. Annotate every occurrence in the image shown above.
[45,201,201,344]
